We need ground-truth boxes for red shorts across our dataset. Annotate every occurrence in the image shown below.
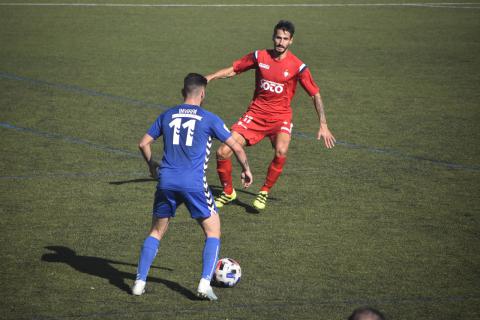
[231,111,293,146]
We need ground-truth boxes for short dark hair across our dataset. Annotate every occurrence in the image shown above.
[348,307,386,320]
[274,20,295,37]
[183,73,207,96]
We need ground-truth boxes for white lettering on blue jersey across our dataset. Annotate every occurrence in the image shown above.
[172,113,203,121]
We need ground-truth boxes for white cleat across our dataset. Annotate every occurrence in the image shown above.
[196,278,218,301]
[131,280,146,296]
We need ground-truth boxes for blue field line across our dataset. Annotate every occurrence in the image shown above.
[0,121,141,159]
[338,141,480,171]
[293,132,480,172]
[2,71,480,173]
[0,71,168,110]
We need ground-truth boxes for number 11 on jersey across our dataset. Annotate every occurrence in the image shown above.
[169,118,197,146]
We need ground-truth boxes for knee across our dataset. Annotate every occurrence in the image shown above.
[275,148,288,158]
[202,214,221,239]
[216,144,232,160]
[148,218,169,240]
[204,224,221,239]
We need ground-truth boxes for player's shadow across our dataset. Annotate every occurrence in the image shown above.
[41,246,199,300]
[109,178,156,185]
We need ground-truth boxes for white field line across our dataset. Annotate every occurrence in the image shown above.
[0,2,479,8]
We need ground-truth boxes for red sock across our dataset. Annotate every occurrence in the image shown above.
[217,158,233,194]
[261,156,287,192]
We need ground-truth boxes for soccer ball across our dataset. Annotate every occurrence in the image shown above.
[213,258,242,287]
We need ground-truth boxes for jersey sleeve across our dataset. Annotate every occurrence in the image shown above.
[232,51,257,74]
[210,115,232,143]
[146,114,163,140]
[298,66,320,96]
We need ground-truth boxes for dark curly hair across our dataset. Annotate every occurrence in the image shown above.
[273,20,295,37]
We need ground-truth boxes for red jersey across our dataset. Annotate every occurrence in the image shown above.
[232,49,320,119]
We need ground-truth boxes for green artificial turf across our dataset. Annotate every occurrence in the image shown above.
[1,1,479,319]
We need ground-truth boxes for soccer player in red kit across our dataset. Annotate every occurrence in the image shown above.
[206,20,336,210]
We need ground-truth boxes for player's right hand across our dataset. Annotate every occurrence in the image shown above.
[241,170,253,188]
[149,161,159,179]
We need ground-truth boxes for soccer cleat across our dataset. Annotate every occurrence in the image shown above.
[131,280,146,296]
[196,278,218,301]
[253,191,269,210]
[214,189,237,208]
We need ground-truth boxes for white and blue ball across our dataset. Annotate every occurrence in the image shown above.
[214,258,242,287]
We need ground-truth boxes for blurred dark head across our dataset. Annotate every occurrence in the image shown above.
[348,307,386,320]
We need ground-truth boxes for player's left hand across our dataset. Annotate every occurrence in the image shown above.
[241,170,253,188]
[317,124,336,149]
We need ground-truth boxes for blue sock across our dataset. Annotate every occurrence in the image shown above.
[136,236,160,281]
[201,237,220,281]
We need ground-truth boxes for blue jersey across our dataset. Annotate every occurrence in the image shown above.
[147,104,232,192]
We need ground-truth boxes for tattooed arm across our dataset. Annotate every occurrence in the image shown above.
[312,92,336,149]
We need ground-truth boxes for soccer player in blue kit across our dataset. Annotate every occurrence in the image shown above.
[131,73,253,301]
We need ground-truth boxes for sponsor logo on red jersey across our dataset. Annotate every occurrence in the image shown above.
[259,63,270,70]
[259,79,284,94]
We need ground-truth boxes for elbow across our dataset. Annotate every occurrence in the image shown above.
[138,134,154,151]
[138,141,148,150]
[226,66,236,78]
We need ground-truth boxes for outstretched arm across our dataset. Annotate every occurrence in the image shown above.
[224,136,253,188]
[312,92,336,149]
[138,134,159,179]
[206,66,237,82]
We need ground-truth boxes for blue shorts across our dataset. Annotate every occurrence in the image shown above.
[152,188,217,219]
